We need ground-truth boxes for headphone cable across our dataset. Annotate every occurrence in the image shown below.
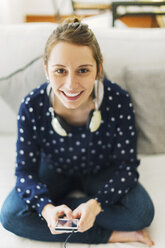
[64,230,75,248]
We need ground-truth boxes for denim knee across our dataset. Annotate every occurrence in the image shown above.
[0,199,14,231]
[119,183,155,231]
[137,195,155,229]
[0,188,27,232]
[131,186,155,230]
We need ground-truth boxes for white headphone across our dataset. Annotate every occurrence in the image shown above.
[47,80,104,136]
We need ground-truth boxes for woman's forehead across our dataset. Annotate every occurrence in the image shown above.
[48,42,96,66]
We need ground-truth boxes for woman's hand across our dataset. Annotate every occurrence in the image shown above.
[72,199,102,232]
[41,203,73,235]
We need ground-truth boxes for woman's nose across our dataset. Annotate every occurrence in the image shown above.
[65,74,78,90]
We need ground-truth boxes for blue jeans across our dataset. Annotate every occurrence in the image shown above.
[0,161,154,244]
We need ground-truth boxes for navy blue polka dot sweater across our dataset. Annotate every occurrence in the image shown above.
[15,78,140,217]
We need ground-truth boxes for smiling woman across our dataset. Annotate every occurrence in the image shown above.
[0,16,154,247]
[43,17,103,126]
[45,42,97,114]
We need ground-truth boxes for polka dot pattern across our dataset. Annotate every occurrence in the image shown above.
[15,79,140,215]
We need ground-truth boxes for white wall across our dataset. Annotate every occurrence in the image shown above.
[0,0,73,24]
[23,0,73,15]
[0,0,25,24]
[0,0,110,24]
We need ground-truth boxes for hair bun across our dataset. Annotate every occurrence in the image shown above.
[63,16,81,25]
[73,17,80,23]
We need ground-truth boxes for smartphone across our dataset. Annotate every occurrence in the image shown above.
[55,218,79,233]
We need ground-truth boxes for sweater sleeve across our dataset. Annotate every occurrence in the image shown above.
[94,93,140,209]
[15,99,52,216]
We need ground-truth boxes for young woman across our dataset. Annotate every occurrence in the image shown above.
[0,17,155,247]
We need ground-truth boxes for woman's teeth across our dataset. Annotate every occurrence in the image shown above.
[63,91,81,97]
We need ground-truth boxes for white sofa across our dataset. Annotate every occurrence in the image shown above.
[0,19,165,248]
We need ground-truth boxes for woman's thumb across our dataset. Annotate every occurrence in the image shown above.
[72,208,81,219]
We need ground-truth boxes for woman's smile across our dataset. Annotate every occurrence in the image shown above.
[60,90,84,101]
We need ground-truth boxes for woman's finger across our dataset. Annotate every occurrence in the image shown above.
[56,205,73,219]
[72,210,81,219]
[78,212,88,231]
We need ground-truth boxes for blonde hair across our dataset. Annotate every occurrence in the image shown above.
[43,16,103,79]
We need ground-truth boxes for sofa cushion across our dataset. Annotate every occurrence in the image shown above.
[92,27,165,89]
[0,23,57,77]
[0,23,57,134]
[124,65,165,154]
[0,56,45,114]
[0,98,17,134]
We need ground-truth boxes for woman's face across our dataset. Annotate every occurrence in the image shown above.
[45,42,98,110]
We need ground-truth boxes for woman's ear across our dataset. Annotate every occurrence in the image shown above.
[43,61,49,81]
[96,60,103,80]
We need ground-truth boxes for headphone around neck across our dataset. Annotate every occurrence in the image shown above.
[47,81,104,136]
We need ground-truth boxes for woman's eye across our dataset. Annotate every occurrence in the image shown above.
[55,69,66,74]
[79,68,89,74]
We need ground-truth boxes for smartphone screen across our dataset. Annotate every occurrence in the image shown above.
[55,218,79,232]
